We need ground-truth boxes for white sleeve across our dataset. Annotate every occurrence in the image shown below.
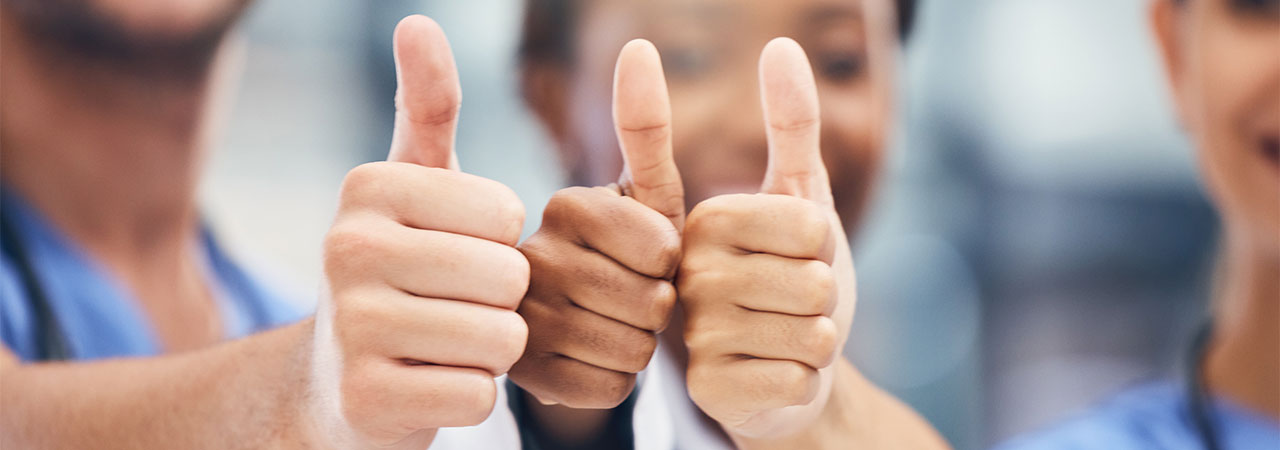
[647,343,736,450]
[432,344,715,450]
[633,350,676,450]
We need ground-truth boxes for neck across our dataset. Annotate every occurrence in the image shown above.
[0,11,239,351]
[1205,231,1280,421]
[0,12,227,265]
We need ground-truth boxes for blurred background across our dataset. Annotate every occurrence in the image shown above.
[201,0,1217,448]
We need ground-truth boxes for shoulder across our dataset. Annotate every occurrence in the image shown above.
[996,382,1200,450]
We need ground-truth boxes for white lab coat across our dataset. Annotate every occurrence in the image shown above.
[431,342,732,450]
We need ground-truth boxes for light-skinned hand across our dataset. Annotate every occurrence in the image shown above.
[309,15,530,449]
[679,37,857,440]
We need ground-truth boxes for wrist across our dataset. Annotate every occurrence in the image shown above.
[810,359,949,450]
[260,319,327,448]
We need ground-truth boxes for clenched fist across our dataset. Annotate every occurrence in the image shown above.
[679,38,857,440]
[507,40,684,408]
[309,16,529,449]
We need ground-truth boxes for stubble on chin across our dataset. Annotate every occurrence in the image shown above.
[1,0,249,78]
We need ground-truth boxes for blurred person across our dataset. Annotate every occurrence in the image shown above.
[998,0,1279,448]
[502,0,947,448]
[0,2,532,447]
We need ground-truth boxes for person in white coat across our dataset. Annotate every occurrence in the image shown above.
[483,0,947,448]
[0,4,531,448]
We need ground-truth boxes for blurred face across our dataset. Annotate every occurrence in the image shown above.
[1154,0,1280,254]
[1,0,248,61]
[538,0,899,231]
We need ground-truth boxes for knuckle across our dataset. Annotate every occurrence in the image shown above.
[514,293,556,344]
[516,233,558,280]
[566,370,634,409]
[515,230,547,258]
[494,246,532,309]
[491,312,529,373]
[681,331,709,356]
[684,197,734,239]
[687,194,760,241]
[808,317,840,367]
[323,225,385,283]
[458,375,498,426]
[791,316,829,352]
[544,186,596,227]
[676,248,707,278]
[676,267,720,309]
[619,333,658,374]
[773,361,819,405]
[504,356,538,390]
[597,372,636,407]
[490,184,527,246]
[800,260,836,315]
[644,281,677,331]
[794,201,832,256]
[339,162,388,202]
[647,231,683,278]
[680,316,720,356]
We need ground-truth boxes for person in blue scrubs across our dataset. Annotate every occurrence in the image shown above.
[0,0,532,446]
[1001,0,1280,448]
[0,0,325,445]
[0,1,301,362]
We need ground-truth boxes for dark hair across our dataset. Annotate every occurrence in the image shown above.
[519,0,917,70]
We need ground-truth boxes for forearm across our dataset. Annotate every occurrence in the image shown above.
[729,358,950,450]
[0,319,316,449]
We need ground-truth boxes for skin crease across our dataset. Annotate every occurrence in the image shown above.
[1,11,533,450]
[1151,0,1280,421]
[518,0,946,448]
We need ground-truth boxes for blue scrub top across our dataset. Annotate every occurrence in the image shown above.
[0,190,306,362]
[999,381,1280,449]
